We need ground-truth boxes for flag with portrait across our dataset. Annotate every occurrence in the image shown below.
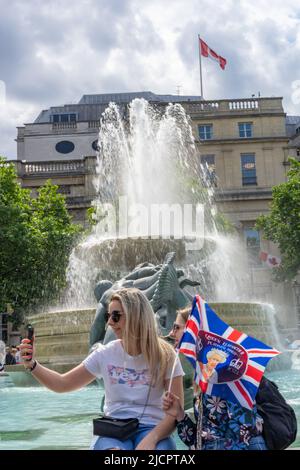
[179,295,280,409]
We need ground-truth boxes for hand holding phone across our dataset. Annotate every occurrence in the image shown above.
[22,324,35,362]
[27,324,34,343]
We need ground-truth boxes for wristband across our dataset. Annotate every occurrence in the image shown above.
[27,360,37,373]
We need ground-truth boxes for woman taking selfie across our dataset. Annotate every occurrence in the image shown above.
[20,288,184,450]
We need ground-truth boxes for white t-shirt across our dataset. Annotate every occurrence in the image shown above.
[83,339,184,426]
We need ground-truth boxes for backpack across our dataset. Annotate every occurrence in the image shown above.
[255,376,297,450]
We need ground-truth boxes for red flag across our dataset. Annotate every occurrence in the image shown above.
[259,251,268,262]
[259,251,281,268]
[199,38,227,70]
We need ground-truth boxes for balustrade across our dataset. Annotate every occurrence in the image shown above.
[24,160,85,175]
[185,99,260,114]
[52,122,77,131]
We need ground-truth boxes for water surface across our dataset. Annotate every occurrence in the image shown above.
[1,371,299,450]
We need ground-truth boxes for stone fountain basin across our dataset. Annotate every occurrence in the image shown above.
[7,301,289,387]
[26,308,96,364]
[27,302,282,363]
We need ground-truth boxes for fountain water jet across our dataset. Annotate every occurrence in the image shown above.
[63,99,253,310]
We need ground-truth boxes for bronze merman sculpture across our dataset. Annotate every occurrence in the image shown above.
[90,252,200,347]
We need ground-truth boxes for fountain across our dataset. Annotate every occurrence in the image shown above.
[9,99,289,368]
[2,98,299,449]
[7,98,288,381]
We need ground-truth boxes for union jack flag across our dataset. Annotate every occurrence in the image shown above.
[179,295,281,409]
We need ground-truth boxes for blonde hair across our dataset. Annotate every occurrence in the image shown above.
[110,288,175,385]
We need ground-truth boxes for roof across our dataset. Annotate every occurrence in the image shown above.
[34,91,203,123]
[78,91,202,105]
[286,116,300,138]
[286,115,300,125]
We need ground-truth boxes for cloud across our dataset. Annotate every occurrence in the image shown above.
[0,97,39,159]
[1,0,300,158]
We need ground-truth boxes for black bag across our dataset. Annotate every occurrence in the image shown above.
[93,416,139,441]
[256,376,297,450]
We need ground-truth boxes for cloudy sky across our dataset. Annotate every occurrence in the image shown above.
[1,0,300,158]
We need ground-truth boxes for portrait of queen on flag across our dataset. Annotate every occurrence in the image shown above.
[178,295,281,410]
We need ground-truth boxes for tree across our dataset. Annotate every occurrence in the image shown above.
[0,157,82,324]
[256,158,300,281]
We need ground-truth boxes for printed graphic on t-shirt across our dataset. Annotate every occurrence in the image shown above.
[107,365,151,386]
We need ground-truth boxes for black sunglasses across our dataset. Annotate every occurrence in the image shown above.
[172,323,182,331]
[106,310,124,323]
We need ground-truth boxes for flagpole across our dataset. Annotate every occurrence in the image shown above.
[198,34,204,99]
[167,350,180,394]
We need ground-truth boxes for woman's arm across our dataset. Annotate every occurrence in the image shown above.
[31,362,96,392]
[135,375,184,450]
[163,390,197,447]
[20,340,96,392]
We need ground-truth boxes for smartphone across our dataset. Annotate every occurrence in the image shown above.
[25,324,34,361]
[27,324,34,344]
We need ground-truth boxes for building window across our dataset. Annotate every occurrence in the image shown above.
[55,141,75,154]
[198,124,213,140]
[244,228,260,265]
[57,185,71,195]
[238,122,252,138]
[51,114,77,123]
[92,140,100,152]
[241,153,257,185]
[200,154,217,186]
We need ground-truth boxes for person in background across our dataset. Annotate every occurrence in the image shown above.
[5,346,16,365]
[15,345,22,364]
[165,306,267,450]
[20,288,184,450]
[11,347,18,361]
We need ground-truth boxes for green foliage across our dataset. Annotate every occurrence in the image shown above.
[86,206,97,226]
[0,157,82,324]
[213,212,235,235]
[256,158,300,281]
